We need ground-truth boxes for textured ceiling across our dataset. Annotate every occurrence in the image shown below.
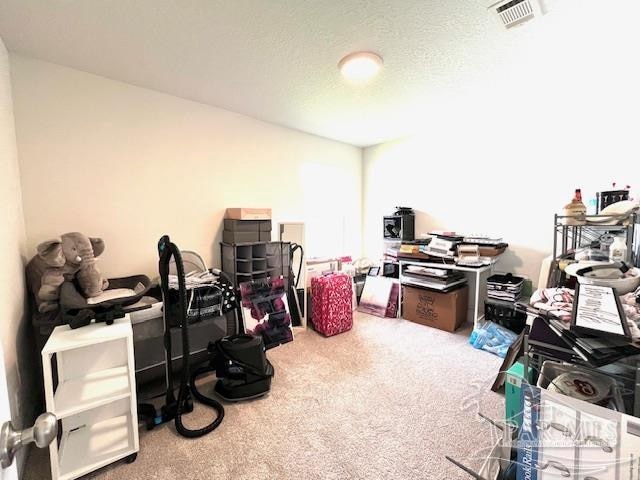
[0,0,499,146]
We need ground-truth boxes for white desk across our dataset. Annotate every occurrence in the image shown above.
[398,259,496,327]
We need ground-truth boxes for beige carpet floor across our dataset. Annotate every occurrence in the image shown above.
[25,312,505,480]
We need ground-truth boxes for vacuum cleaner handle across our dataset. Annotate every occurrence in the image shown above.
[157,236,187,411]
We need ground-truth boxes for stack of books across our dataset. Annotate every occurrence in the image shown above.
[463,235,504,245]
[487,274,525,302]
[401,265,467,291]
[461,235,508,257]
[383,245,399,263]
[397,241,433,260]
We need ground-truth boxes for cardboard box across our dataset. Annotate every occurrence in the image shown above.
[402,285,468,332]
[226,208,272,220]
[478,245,507,257]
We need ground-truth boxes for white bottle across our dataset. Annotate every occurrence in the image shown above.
[609,236,627,263]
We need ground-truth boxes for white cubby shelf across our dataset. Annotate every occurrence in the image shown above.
[42,316,139,480]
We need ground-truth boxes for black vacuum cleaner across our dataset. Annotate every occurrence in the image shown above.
[210,334,274,402]
[151,235,274,438]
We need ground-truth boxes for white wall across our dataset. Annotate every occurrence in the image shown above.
[0,37,38,476]
[363,0,640,284]
[10,56,362,279]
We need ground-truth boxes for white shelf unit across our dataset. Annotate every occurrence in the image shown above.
[42,316,139,480]
[398,260,496,327]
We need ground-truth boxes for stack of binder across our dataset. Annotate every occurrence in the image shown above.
[531,315,640,367]
[401,265,467,291]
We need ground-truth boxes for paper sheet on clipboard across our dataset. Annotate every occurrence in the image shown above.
[575,284,626,336]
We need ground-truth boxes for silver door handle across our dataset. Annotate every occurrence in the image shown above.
[0,413,57,468]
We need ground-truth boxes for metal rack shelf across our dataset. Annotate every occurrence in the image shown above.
[553,212,637,263]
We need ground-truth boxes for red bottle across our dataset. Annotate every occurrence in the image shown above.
[574,188,583,202]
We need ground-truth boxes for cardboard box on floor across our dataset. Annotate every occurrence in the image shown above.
[402,285,468,332]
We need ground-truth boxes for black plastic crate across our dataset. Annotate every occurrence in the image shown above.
[484,300,527,334]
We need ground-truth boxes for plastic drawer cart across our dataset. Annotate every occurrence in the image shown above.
[41,315,139,480]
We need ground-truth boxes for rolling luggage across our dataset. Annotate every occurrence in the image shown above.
[311,273,353,337]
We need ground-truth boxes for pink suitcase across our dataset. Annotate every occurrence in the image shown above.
[311,273,353,337]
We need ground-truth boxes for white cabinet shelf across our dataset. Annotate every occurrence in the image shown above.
[58,413,135,480]
[53,366,131,418]
[42,316,139,480]
[42,319,135,354]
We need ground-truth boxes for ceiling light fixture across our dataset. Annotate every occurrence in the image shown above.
[338,51,383,84]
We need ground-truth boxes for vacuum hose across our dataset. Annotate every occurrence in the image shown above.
[291,243,304,289]
[158,235,224,438]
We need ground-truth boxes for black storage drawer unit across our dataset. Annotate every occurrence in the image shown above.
[222,230,270,243]
[133,311,236,399]
[222,219,272,243]
[224,219,272,232]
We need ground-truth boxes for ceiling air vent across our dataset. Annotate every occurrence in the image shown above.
[490,0,536,28]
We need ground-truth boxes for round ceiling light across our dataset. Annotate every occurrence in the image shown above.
[338,51,383,83]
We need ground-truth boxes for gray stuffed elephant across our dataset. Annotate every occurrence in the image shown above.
[26,232,109,313]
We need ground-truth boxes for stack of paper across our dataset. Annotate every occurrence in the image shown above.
[401,266,467,291]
